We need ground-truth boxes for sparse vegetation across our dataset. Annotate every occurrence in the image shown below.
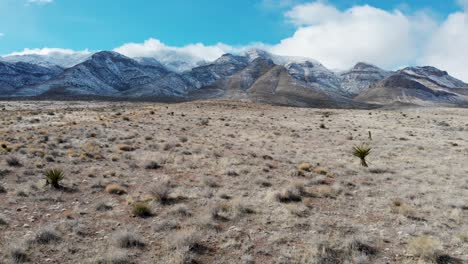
[151,182,172,205]
[132,202,152,218]
[44,168,64,189]
[105,184,127,195]
[145,161,162,170]
[32,227,61,244]
[113,231,145,249]
[6,156,22,167]
[9,244,28,264]
[0,102,466,263]
[407,235,442,260]
[274,182,305,203]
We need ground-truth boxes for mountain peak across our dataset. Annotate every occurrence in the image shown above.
[400,66,448,77]
[245,49,271,61]
[351,62,381,71]
[214,53,248,65]
[91,51,129,60]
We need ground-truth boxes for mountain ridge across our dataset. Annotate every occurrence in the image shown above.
[2,49,468,108]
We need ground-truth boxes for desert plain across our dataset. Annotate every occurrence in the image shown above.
[0,100,466,264]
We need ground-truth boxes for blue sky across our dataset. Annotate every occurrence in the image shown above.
[1,0,468,81]
[0,0,463,54]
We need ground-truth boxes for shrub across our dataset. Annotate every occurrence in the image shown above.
[0,214,7,226]
[407,235,442,260]
[352,144,371,167]
[274,182,305,203]
[33,227,61,244]
[96,202,113,212]
[297,162,312,172]
[173,228,205,253]
[105,184,127,195]
[9,245,28,264]
[113,231,145,249]
[44,168,64,189]
[6,157,22,167]
[151,182,172,205]
[145,161,162,170]
[132,202,152,218]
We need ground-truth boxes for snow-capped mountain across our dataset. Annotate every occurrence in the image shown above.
[1,51,92,69]
[0,61,63,95]
[356,66,468,106]
[1,49,467,107]
[340,63,391,95]
[399,66,468,90]
[15,51,189,97]
[182,54,249,89]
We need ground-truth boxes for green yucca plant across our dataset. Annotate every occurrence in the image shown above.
[352,145,371,167]
[44,168,64,189]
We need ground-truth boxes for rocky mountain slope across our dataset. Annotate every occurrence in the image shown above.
[340,63,391,95]
[1,52,91,68]
[0,61,63,95]
[356,67,468,106]
[1,49,468,107]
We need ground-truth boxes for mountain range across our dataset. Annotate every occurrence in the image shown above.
[1,49,468,108]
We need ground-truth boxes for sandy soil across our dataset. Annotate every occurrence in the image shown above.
[0,100,466,264]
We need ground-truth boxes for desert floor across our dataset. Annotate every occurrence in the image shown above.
[0,100,466,264]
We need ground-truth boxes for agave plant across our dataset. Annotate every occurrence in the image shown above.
[44,168,64,189]
[352,145,371,167]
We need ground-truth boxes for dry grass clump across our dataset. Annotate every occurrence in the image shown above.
[407,235,442,260]
[297,162,312,172]
[96,202,113,212]
[113,231,145,249]
[95,250,131,264]
[391,199,425,221]
[0,214,8,226]
[172,204,192,217]
[116,144,135,152]
[151,182,173,205]
[132,202,152,218]
[274,182,305,203]
[173,228,205,254]
[144,161,162,170]
[314,239,379,264]
[6,156,22,167]
[210,202,234,221]
[0,184,6,194]
[203,176,220,188]
[32,227,61,244]
[9,244,28,264]
[105,184,127,195]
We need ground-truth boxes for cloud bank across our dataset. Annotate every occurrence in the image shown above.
[5,1,468,81]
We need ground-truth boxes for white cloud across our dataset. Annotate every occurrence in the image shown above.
[271,3,437,71]
[27,0,53,4]
[114,38,235,63]
[421,11,468,81]
[113,38,264,71]
[285,2,342,25]
[7,47,90,56]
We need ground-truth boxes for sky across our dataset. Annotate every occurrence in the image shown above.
[1,0,468,80]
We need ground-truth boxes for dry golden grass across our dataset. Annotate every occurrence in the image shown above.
[0,100,466,263]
